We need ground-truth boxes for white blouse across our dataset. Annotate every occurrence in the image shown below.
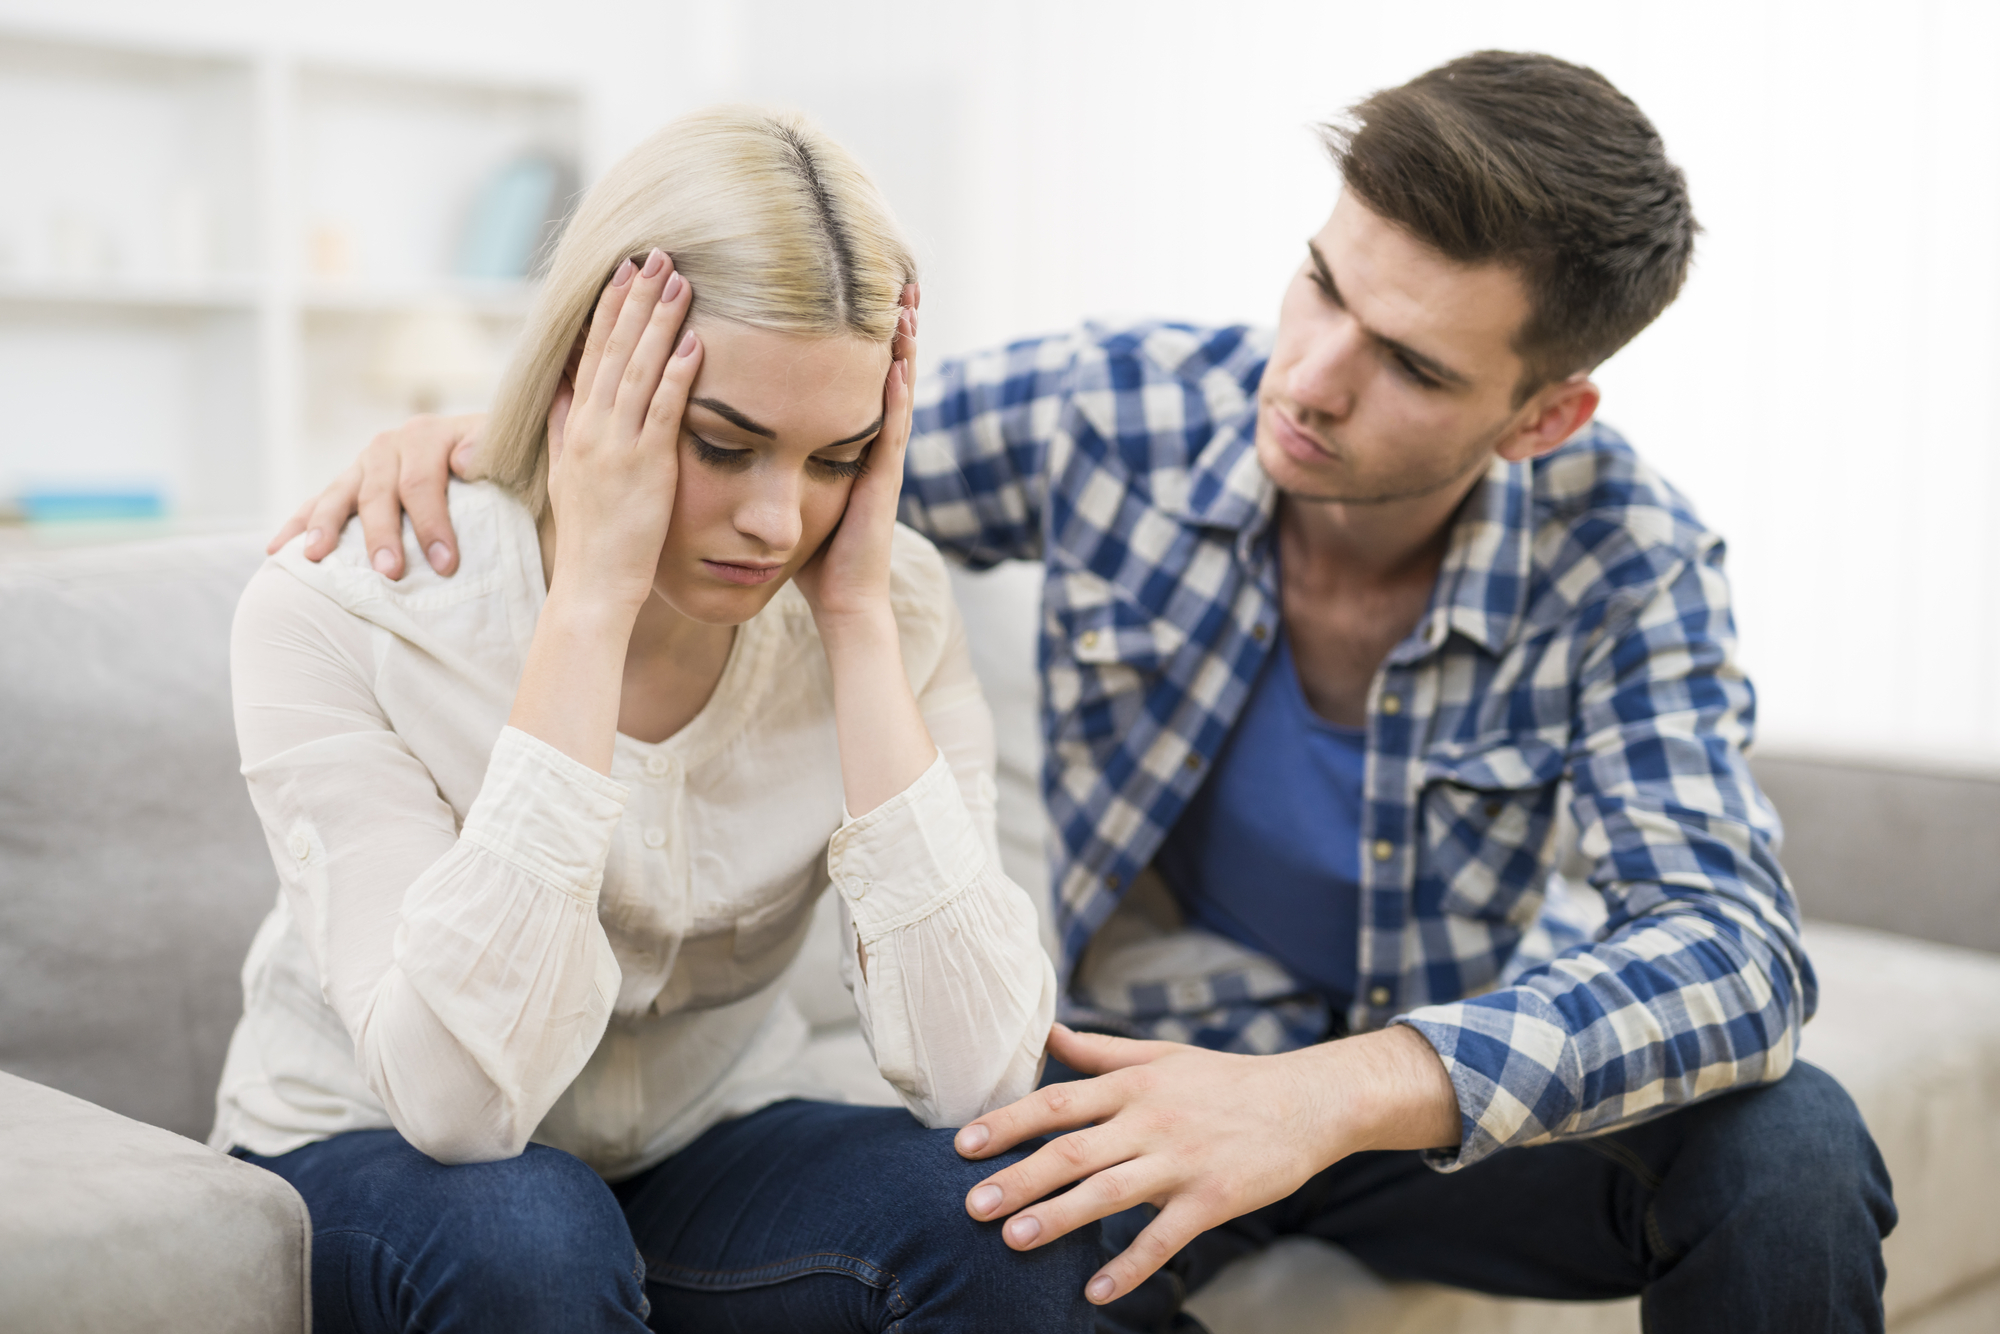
[208,480,1056,1178]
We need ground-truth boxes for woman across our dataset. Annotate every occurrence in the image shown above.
[215,107,1093,1332]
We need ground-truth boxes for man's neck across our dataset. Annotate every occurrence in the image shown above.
[1276,465,1483,591]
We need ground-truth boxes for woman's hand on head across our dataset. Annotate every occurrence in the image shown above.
[543,248,702,615]
[791,285,919,628]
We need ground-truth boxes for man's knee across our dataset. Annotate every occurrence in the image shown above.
[1668,1062,1895,1238]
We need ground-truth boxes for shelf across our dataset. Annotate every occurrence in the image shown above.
[299,278,538,317]
[0,276,258,312]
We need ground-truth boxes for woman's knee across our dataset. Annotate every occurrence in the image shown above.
[307,1137,646,1333]
[897,1127,1099,1329]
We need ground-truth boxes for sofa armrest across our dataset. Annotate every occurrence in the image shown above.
[0,1070,311,1334]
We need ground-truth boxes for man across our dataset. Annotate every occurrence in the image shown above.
[282,51,1893,1331]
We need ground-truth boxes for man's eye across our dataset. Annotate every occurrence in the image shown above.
[1392,355,1439,388]
[691,436,752,468]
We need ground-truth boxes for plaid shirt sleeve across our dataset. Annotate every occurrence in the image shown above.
[1393,540,1814,1171]
[897,330,1094,568]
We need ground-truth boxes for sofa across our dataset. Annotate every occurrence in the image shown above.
[2,532,1997,1332]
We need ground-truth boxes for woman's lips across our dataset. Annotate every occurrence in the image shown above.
[1269,406,1337,467]
[701,559,784,586]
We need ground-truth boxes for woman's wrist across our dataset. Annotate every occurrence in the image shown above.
[813,603,901,660]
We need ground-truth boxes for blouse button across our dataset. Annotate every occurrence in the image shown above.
[851,879,870,899]
[643,827,667,849]
[287,832,310,861]
[1368,985,1392,1007]
[645,754,669,776]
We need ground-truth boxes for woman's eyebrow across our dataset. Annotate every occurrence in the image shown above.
[825,415,884,449]
[689,396,776,438]
[687,398,882,449]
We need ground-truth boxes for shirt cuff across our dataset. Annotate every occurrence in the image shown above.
[459,725,630,901]
[826,749,987,939]
[1391,988,1582,1173]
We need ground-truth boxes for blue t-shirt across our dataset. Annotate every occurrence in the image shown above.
[1153,630,1363,1012]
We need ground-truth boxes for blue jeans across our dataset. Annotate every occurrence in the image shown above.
[1076,1060,1896,1333]
[238,1099,1097,1333]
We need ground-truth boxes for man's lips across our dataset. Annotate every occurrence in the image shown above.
[1268,405,1337,467]
[700,559,784,586]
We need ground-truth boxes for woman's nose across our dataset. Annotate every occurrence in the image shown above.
[734,474,804,552]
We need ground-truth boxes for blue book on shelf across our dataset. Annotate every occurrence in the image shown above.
[459,157,568,281]
[18,487,165,522]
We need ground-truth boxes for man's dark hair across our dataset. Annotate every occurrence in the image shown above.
[1323,50,1697,402]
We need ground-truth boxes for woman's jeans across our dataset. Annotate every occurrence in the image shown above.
[239,1099,1097,1333]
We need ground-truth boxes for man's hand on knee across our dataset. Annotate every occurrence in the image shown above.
[954,1022,1462,1306]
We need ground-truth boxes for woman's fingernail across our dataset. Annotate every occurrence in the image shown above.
[427,542,451,572]
[1087,1275,1116,1303]
[675,330,698,359]
[371,548,397,575]
[661,271,684,303]
[611,258,635,287]
[1005,1216,1041,1246]
[306,528,324,550]
[956,1124,989,1153]
[969,1185,1002,1216]
[640,248,666,279]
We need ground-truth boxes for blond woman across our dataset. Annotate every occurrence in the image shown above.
[215,108,1092,1333]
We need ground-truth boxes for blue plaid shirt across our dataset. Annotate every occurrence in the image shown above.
[899,321,1813,1170]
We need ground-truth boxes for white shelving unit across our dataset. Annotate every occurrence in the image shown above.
[0,27,583,531]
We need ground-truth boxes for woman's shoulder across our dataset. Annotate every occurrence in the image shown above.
[264,480,541,621]
[887,522,953,621]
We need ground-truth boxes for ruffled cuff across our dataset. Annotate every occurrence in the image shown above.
[826,750,987,939]
[458,725,630,901]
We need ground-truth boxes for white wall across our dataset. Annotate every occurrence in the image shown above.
[5,0,1997,763]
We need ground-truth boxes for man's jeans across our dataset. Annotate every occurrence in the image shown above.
[1083,1060,1896,1333]
[238,1099,1097,1333]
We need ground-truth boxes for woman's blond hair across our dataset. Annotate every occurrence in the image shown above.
[484,106,918,514]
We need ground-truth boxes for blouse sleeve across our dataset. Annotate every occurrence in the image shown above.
[827,595,1058,1127]
[230,562,626,1163]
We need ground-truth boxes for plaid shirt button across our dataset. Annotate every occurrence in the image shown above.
[1368,986,1392,1007]
[1371,840,1395,862]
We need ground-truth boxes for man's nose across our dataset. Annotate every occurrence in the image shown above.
[1286,323,1363,422]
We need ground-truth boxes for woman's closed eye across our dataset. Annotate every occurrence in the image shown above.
[813,442,872,479]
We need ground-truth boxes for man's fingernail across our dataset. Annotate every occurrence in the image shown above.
[1005,1216,1041,1246]
[969,1184,1002,1216]
[427,542,451,572]
[1052,1022,1074,1036]
[1087,1275,1116,1303]
[956,1124,989,1153]
[372,548,397,575]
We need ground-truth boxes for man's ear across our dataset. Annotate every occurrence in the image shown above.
[1495,375,1600,464]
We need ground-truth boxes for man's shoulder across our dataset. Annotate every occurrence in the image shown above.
[1526,421,1720,601]
[1053,320,1268,478]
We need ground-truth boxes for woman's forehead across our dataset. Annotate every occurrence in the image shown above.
[686,320,889,438]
